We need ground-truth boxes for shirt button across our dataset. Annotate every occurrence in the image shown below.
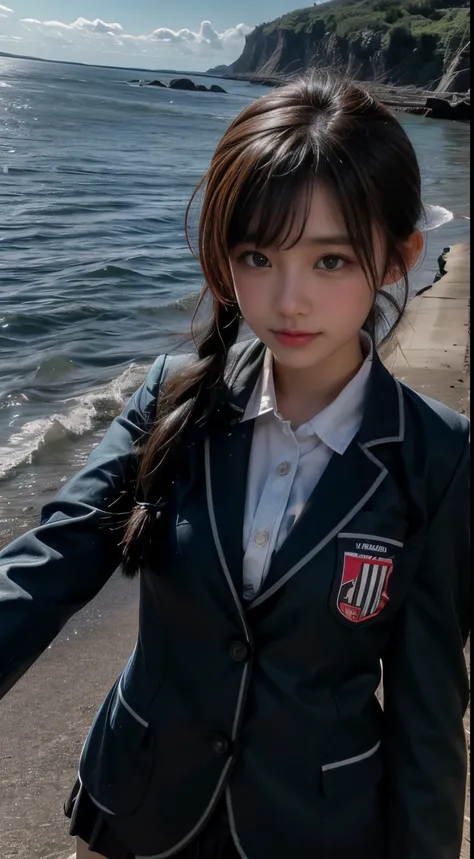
[243,583,255,600]
[229,640,249,662]
[254,530,269,547]
[212,735,229,754]
[276,461,291,476]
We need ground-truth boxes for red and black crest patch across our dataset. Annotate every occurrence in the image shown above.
[336,552,393,624]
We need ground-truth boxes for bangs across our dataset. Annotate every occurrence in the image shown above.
[227,161,317,251]
[224,137,382,298]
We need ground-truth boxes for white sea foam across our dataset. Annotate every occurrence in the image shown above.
[420,204,454,231]
[0,363,151,481]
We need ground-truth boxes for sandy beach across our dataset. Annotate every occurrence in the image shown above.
[0,244,470,859]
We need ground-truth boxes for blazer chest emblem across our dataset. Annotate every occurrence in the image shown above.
[332,530,404,626]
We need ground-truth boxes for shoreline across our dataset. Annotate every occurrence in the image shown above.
[222,74,470,121]
[0,244,470,859]
[382,242,470,415]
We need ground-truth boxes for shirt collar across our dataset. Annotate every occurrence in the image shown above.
[242,334,373,455]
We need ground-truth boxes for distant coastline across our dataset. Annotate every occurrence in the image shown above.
[0,50,214,79]
[1,50,469,123]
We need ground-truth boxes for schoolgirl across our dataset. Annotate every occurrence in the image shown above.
[0,72,469,859]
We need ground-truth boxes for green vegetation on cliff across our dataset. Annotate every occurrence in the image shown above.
[263,0,468,41]
[229,0,470,90]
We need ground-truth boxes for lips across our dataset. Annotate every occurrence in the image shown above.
[273,330,320,347]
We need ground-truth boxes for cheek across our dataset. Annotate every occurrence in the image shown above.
[232,275,266,319]
[323,277,373,320]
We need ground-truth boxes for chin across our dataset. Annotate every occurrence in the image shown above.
[271,340,329,370]
[267,330,363,371]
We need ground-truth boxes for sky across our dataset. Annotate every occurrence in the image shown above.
[0,1,314,71]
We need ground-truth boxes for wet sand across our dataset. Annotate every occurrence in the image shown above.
[0,244,470,859]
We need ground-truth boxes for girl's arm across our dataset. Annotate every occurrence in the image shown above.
[382,431,470,859]
[0,355,167,701]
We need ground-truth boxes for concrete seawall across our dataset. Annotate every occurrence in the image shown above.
[384,242,470,858]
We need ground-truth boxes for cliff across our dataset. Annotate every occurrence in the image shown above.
[222,0,470,91]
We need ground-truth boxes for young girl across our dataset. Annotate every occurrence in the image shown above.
[0,73,469,859]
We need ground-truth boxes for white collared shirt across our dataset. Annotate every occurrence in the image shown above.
[241,337,373,601]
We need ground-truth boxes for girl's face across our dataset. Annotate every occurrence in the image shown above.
[229,183,383,374]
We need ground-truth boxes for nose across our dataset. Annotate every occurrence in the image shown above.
[274,269,310,318]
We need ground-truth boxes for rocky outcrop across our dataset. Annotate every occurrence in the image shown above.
[425,95,470,121]
[169,77,198,91]
[138,78,226,93]
[207,64,230,76]
[227,10,470,92]
[229,27,381,79]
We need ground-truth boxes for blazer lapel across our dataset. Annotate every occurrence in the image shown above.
[249,354,405,609]
[205,420,255,598]
[252,438,387,606]
[204,339,265,602]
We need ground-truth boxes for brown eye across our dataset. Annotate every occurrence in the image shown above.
[242,251,270,268]
[316,255,345,271]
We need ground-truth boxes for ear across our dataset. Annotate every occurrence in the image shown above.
[382,230,424,286]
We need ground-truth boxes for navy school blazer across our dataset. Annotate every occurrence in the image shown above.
[0,339,470,859]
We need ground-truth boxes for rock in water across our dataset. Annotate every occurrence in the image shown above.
[169,78,197,91]
[425,96,470,121]
[146,80,166,88]
[196,85,208,91]
[452,99,470,121]
[425,96,454,119]
[209,84,227,93]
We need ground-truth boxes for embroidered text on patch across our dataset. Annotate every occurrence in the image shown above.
[355,542,387,553]
[337,552,393,623]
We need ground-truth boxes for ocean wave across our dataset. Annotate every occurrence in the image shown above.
[85,263,158,280]
[139,290,200,317]
[0,362,150,481]
[0,304,128,337]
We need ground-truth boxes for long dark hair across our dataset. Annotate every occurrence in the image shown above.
[121,70,423,576]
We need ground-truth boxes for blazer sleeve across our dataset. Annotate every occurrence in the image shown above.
[0,355,168,701]
[382,432,470,859]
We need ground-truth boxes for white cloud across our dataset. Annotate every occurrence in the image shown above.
[0,3,14,17]
[142,20,249,50]
[225,23,255,39]
[146,27,196,44]
[199,21,220,45]
[21,17,123,36]
[19,16,254,60]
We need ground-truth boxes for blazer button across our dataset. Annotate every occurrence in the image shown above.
[230,640,249,662]
[212,735,229,754]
